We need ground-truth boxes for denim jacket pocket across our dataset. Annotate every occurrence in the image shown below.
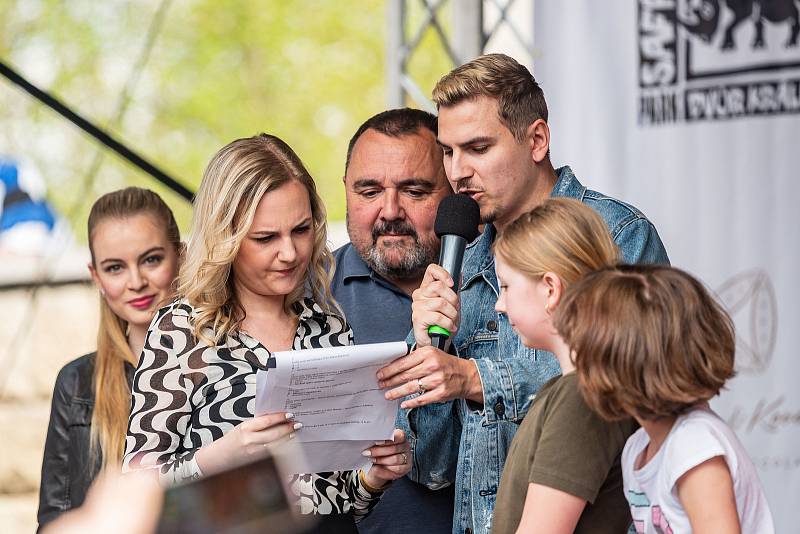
[457,328,498,357]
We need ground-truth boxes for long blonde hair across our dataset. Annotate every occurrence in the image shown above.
[493,198,619,287]
[179,133,335,345]
[87,187,180,470]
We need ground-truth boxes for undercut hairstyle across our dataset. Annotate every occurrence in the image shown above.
[345,108,438,173]
[554,264,736,422]
[493,198,619,288]
[87,187,180,469]
[432,53,548,143]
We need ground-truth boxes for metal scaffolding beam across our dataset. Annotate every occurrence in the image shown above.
[386,0,535,111]
[453,0,484,65]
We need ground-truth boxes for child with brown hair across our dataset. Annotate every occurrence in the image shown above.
[556,264,774,533]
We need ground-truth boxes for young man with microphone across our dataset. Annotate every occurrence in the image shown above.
[377,54,670,534]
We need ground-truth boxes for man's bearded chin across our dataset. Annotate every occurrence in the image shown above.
[367,240,431,280]
[477,201,497,225]
[358,220,438,280]
[481,209,497,224]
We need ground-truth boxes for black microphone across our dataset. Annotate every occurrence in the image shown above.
[427,193,481,350]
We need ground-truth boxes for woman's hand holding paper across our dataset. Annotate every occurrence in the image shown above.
[362,429,411,490]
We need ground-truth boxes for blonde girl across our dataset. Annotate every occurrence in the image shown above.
[490,197,636,534]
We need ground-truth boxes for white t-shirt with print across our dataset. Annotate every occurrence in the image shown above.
[622,406,774,534]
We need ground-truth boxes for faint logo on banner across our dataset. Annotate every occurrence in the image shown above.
[715,269,777,374]
[638,0,800,124]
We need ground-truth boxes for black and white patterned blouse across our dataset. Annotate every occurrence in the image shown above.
[122,297,383,521]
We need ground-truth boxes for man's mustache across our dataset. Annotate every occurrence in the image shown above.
[372,220,418,243]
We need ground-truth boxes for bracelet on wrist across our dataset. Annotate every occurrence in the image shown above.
[358,469,387,494]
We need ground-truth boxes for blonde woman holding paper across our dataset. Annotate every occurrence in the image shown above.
[123,134,410,533]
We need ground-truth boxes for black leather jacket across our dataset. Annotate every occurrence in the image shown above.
[37,353,133,530]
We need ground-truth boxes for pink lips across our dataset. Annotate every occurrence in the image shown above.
[275,266,297,277]
[128,295,155,310]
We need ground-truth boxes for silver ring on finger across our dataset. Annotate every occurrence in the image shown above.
[400,452,408,465]
[416,378,426,395]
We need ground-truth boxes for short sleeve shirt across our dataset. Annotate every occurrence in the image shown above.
[491,373,636,534]
[622,407,774,534]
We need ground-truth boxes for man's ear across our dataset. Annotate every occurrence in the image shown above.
[541,271,564,311]
[526,119,550,164]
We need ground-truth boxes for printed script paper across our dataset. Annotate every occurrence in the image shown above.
[255,341,409,473]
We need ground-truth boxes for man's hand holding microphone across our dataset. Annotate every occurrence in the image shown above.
[377,194,484,409]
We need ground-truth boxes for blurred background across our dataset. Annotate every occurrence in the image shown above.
[1,0,798,532]
[0,1,521,530]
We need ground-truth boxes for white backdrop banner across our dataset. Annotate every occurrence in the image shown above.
[533,1,800,532]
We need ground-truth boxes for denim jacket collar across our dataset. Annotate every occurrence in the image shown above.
[551,165,587,199]
[461,165,583,287]
[461,223,497,289]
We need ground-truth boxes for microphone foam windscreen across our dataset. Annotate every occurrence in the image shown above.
[434,193,481,242]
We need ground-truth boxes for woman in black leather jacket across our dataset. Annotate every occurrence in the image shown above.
[37,187,180,530]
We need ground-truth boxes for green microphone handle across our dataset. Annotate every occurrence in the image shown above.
[428,325,450,350]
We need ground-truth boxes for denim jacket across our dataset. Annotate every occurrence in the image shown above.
[403,166,669,534]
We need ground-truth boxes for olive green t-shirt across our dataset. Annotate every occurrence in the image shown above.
[491,372,636,534]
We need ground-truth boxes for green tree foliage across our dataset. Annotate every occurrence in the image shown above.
[0,0,453,237]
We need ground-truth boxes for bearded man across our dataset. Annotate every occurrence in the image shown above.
[331,108,454,534]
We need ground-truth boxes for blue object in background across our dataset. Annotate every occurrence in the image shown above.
[0,159,56,232]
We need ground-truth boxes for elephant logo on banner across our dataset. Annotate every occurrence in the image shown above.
[678,0,800,50]
[716,269,778,374]
[638,0,800,124]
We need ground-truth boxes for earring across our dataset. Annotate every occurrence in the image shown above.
[99,288,106,297]
[544,303,551,315]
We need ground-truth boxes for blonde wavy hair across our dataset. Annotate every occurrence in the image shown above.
[492,198,619,287]
[87,187,180,470]
[179,133,335,345]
